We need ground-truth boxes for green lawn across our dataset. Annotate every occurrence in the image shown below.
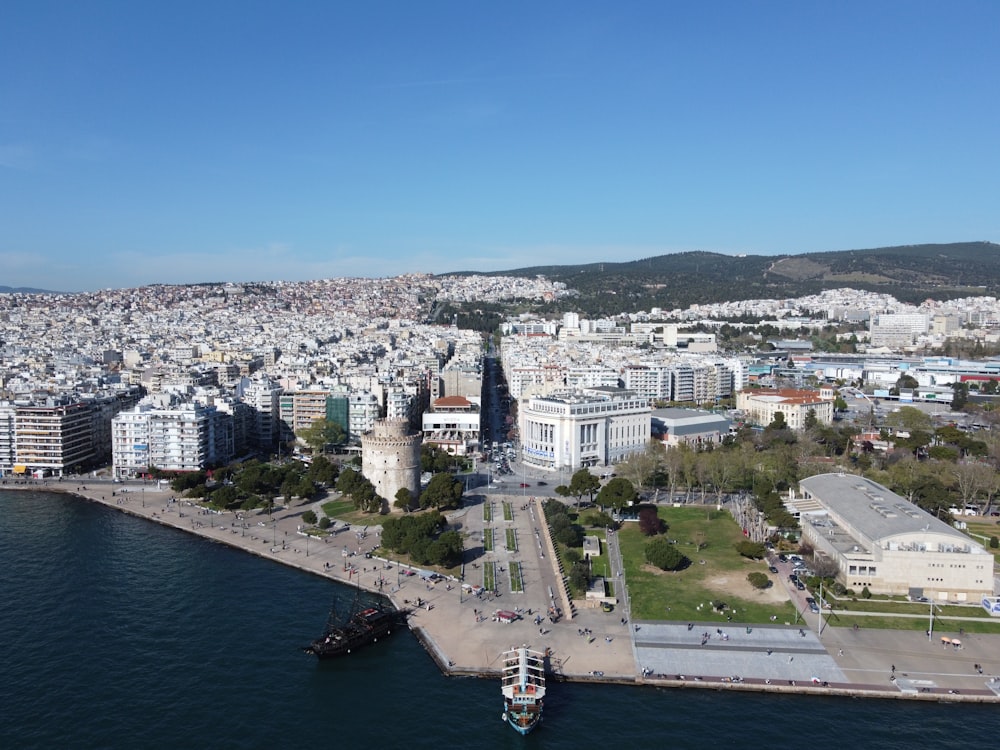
[483,503,493,522]
[509,561,524,592]
[620,506,796,624]
[505,527,517,552]
[483,527,494,553]
[615,506,1000,633]
[483,561,496,591]
[319,496,380,525]
[502,501,513,521]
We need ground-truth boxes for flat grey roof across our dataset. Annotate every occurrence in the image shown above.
[798,473,968,543]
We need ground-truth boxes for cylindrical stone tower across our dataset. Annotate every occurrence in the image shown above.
[361,419,421,512]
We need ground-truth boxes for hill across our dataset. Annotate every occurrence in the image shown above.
[450,242,999,315]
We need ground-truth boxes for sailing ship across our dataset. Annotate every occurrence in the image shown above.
[304,596,408,659]
[500,645,546,734]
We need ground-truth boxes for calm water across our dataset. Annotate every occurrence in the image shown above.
[0,490,989,749]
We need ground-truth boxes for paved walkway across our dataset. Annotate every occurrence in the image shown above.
[28,480,1000,701]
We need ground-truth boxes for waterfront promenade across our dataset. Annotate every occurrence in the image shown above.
[18,479,1000,702]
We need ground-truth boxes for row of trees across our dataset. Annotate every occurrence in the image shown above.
[380,511,464,568]
[607,402,1000,522]
[161,455,340,511]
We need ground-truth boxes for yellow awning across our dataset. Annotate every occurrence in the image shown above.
[13,465,27,474]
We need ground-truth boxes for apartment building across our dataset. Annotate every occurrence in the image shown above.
[112,401,234,477]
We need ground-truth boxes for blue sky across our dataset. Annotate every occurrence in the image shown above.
[2,1,998,292]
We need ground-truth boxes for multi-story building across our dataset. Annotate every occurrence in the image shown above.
[421,395,481,455]
[736,387,835,430]
[623,364,673,402]
[869,312,929,348]
[795,474,994,601]
[237,377,282,451]
[112,401,234,477]
[14,400,94,476]
[519,387,651,471]
[348,392,381,441]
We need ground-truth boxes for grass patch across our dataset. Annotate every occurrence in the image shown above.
[509,562,524,592]
[502,501,513,521]
[483,527,494,553]
[821,612,1000,634]
[321,496,355,518]
[483,502,492,522]
[320,496,381,525]
[505,527,517,552]
[620,506,795,624]
[483,561,496,591]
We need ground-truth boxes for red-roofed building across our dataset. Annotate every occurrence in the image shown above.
[736,387,835,430]
[421,395,481,456]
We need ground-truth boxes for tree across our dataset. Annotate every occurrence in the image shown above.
[394,487,414,512]
[301,509,317,525]
[568,561,590,593]
[420,473,463,510]
[747,571,770,589]
[616,440,664,496]
[884,406,932,433]
[803,408,819,431]
[596,477,638,511]
[735,540,766,559]
[299,418,345,454]
[638,505,666,536]
[951,381,969,410]
[566,469,601,507]
[644,537,687,571]
[768,411,787,430]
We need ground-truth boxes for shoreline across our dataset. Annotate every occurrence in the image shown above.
[6,480,999,704]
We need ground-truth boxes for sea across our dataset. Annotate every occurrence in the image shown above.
[0,490,990,749]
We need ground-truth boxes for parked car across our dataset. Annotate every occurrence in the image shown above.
[769,565,779,574]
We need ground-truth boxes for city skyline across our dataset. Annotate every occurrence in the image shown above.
[2,1,998,292]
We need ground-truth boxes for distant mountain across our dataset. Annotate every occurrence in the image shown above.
[450,242,1000,314]
[0,285,58,295]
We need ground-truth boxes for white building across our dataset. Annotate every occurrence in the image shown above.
[795,474,994,600]
[869,312,929,348]
[112,401,234,477]
[736,388,835,430]
[519,387,651,471]
[421,395,481,456]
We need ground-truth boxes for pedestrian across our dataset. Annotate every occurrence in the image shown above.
[838,649,844,656]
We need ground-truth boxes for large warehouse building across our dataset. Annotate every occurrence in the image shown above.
[795,474,995,602]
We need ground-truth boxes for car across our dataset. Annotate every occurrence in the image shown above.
[807,601,820,614]
[537,481,547,486]
[795,581,806,591]
[769,565,778,574]
[519,483,531,488]
[778,554,788,563]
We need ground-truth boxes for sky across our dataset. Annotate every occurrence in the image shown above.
[2,1,999,292]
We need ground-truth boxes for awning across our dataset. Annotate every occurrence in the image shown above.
[12,465,27,474]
